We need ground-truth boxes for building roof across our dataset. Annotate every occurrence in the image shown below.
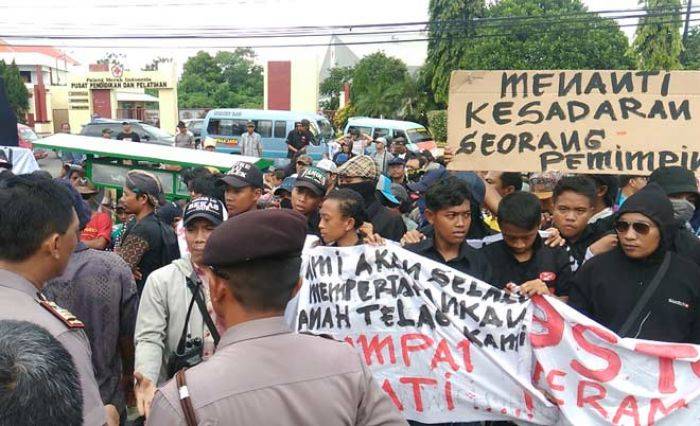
[319,35,359,81]
[0,40,80,66]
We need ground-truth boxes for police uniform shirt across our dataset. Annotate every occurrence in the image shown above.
[481,236,574,295]
[0,269,106,426]
[148,316,407,426]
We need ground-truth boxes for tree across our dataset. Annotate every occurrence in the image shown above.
[319,66,354,110]
[424,0,486,106]
[97,52,126,70]
[463,0,632,70]
[0,60,29,123]
[631,0,683,70]
[350,52,412,118]
[142,57,173,71]
[682,26,700,69]
[177,49,263,109]
[423,0,632,105]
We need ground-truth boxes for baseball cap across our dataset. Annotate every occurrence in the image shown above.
[183,196,227,226]
[296,155,313,166]
[274,176,296,196]
[375,137,388,145]
[376,175,399,205]
[177,121,186,128]
[294,167,328,196]
[337,155,379,181]
[203,137,217,149]
[316,159,337,174]
[408,167,448,193]
[219,161,264,189]
[388,157,405,166]
[649,166,699,200]
[390,183,409,203]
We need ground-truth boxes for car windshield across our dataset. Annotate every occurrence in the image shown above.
[141,123,173,139]
[316,119,334,140]
[406,127,432,143]
[19,128,38,141]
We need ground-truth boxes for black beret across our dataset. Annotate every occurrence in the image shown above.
[203,209,308,267]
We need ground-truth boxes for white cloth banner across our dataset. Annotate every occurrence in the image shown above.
[0,146,39,174]
[292,244,700,425]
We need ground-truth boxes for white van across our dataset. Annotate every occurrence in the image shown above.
[344,117,437,153]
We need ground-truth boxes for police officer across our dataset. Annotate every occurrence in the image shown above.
[147,209,406,425]
[0,175,110,425]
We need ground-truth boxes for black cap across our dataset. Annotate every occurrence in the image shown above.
[121,121,129,125]
[388,156,405,166]
[294,166,328,196]
[178,121,186,128]
[183,196,226,226]
[203,209,308,267]
[219,161,264,189]
[649,166,699,199]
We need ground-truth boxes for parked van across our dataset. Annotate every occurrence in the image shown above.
[202,109,334,161]
[344,117,437,153]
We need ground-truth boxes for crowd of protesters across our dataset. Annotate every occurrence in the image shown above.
[2,120,700,426]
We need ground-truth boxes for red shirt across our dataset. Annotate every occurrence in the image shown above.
[81,212,113,243]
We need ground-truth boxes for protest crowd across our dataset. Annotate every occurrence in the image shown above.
[2,84,700,426]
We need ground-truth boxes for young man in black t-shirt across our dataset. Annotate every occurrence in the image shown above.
[116,122,141,142]
[116,171,178,293]
[482,191,572,298]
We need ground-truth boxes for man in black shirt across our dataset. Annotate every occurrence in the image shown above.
[552,176,609,270]
[482,191,572,297]
[116,171,178,293]
[116,122,141,142]
[336,155,406,241]
[292,167,327,235]
[569,183,700,343]
[405,176,492,282]
[285,120,314,159]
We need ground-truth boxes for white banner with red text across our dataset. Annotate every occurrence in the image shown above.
[292,244,700,425]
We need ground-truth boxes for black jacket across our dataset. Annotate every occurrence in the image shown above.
[405,237,493,284]
[569,248,700,343]
[482,236,573,295]
[367,199,406,242]
[569,183,700,343]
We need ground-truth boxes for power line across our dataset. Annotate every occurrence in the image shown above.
[0,7,695,40]
[1,16,696,50]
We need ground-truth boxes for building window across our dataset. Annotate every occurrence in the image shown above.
[19,71,31,83]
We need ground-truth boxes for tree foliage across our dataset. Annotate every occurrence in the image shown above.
[177,49,263,109]
[97,52,126,69]
[142,57,173,71]
[682,26,700,69]
[424,0,485,106]
[350,52,413,118]
[319,66,354,110]
[0,60,29,122]
[631,0,683,70]
[424,0,632,105]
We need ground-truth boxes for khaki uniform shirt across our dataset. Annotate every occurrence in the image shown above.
[147,316,407,426]
[0,269,106,426]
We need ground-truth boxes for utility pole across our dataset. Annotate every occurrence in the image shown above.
[681,0,694,63]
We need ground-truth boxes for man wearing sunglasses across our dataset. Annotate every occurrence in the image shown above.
[569,183,700,343]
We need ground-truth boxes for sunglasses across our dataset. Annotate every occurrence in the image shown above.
[614,221,653,235]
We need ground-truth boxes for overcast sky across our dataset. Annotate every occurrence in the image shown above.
[0,0,658,71]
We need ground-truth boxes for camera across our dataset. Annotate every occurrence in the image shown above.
[166,337,203,378]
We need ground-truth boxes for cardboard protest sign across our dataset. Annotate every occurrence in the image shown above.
[446,71,700,174]
[293,244,700,425]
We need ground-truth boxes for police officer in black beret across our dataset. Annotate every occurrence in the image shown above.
[147,209,406,425]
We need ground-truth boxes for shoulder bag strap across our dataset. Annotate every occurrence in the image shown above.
[176,290,198,354]
[175,369,198,426]
[186,274,221,346]
[618,251,672,338]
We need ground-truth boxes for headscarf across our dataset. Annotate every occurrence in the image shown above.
[125,170,165,207]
